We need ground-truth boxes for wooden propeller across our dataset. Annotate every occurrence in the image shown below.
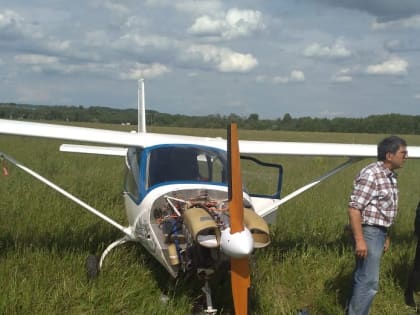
[227,123,250,315]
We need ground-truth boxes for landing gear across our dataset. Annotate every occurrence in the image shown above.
[98,236,131,269]
[85,236,131,280]
[201,279,217,315]
[191,278,218,315]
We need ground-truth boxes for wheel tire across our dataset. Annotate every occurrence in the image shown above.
[86,255,100,280]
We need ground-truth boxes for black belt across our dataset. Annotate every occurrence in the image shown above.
[362,224,388,232]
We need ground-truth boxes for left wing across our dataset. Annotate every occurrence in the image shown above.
[60,144,128,156]
[0,119,226,150]
[2,119,420,158]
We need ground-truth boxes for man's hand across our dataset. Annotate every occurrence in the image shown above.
[355,238,368,258]
[384,236,390,252]
[348,207,367,258]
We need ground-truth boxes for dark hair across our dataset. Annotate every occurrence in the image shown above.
[377,135,407,161]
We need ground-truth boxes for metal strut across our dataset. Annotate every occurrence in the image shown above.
[99,236,132,269]
[202,280,218,315]
[0,151,132,237]
[259,157,362,219]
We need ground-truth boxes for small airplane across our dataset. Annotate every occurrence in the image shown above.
[1,88,420,314]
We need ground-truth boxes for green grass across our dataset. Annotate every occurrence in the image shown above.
[1,125,420,314]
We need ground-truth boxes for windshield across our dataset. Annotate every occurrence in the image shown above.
[147,146,227,188]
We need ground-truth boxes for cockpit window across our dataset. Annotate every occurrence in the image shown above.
[147,146,226,188]
[124,147,142,200]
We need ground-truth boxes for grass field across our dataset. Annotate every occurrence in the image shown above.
[1,124,420,314]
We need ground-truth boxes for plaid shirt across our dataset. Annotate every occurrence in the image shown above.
[348,161,398,228]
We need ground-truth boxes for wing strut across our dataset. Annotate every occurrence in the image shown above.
[257,157,362,220]
[0,151,132,237]
[228,123,250,315]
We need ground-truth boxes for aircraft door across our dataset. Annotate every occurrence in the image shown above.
[240,155,283,199]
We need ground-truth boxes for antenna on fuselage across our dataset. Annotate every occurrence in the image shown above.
[138,78,146,133]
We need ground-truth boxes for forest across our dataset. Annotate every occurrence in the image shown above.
[1,102,419,135]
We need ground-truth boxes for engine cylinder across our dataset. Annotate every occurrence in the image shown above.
[167,243,179,265]
[183,207,220,248]
[243,208,270,248]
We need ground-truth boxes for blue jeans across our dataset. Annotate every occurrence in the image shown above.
[347,225,388,315]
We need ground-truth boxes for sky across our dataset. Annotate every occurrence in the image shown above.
[0,0,420,119]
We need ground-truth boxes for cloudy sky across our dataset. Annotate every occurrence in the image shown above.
[1,0,420,119]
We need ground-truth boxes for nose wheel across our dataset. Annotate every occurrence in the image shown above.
[86,254,100,280]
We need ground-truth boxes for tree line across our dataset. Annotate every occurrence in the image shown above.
[1,102,420,135]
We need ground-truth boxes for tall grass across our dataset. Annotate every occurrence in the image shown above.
[1,125,420,314]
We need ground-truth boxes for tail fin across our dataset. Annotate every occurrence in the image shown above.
[138,78,146,133]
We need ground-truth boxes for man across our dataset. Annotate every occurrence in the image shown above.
[346,136,408,315]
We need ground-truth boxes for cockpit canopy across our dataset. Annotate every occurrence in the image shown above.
[124,144,228,202]
[147,146,227,187]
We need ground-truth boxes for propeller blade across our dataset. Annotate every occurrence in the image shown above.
[231,258,250,315]
[228,123,244,233]
[228,123,250,315]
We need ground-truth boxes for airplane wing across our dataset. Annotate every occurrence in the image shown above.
[2,118,420,224]
[59,144,128,156]
[0,118,226,150]
[2,118,420,158]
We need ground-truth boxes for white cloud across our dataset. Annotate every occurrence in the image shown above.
[102,1,129,14]
[1,1,420,119]
[14,54,59,65]
[290,70,305,82]
[332,75,352,83]
[332,68,353,83]
[118,33,172,50]
[90,0,129,14]
[188,15,224,36]
[383,38,420,52]
[46,39,71,52]
[255,75,266,83]
[14,54,117,77]
[0,10,22,28]
[366,57,408,75]
[83,31,111,49]
[185,44,258,72]
[16,85,53,103]
[414,94,420,99]
[384,39,401,51]
[218,51,258,72]
[0,9,53,48]
[188,8,265,40]
[272,70,305,84]
[124,16,148,29]
[146,0,223,15]
[119,62,170,80]
[303,39,351,59]
[0,10,25,37]
[318,0,420,21]
[372,14,420,30]
[273,76,289,84]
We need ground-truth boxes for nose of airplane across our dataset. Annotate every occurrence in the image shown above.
[220,227,254,258]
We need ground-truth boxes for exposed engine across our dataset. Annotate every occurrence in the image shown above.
[148,189,270,277]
